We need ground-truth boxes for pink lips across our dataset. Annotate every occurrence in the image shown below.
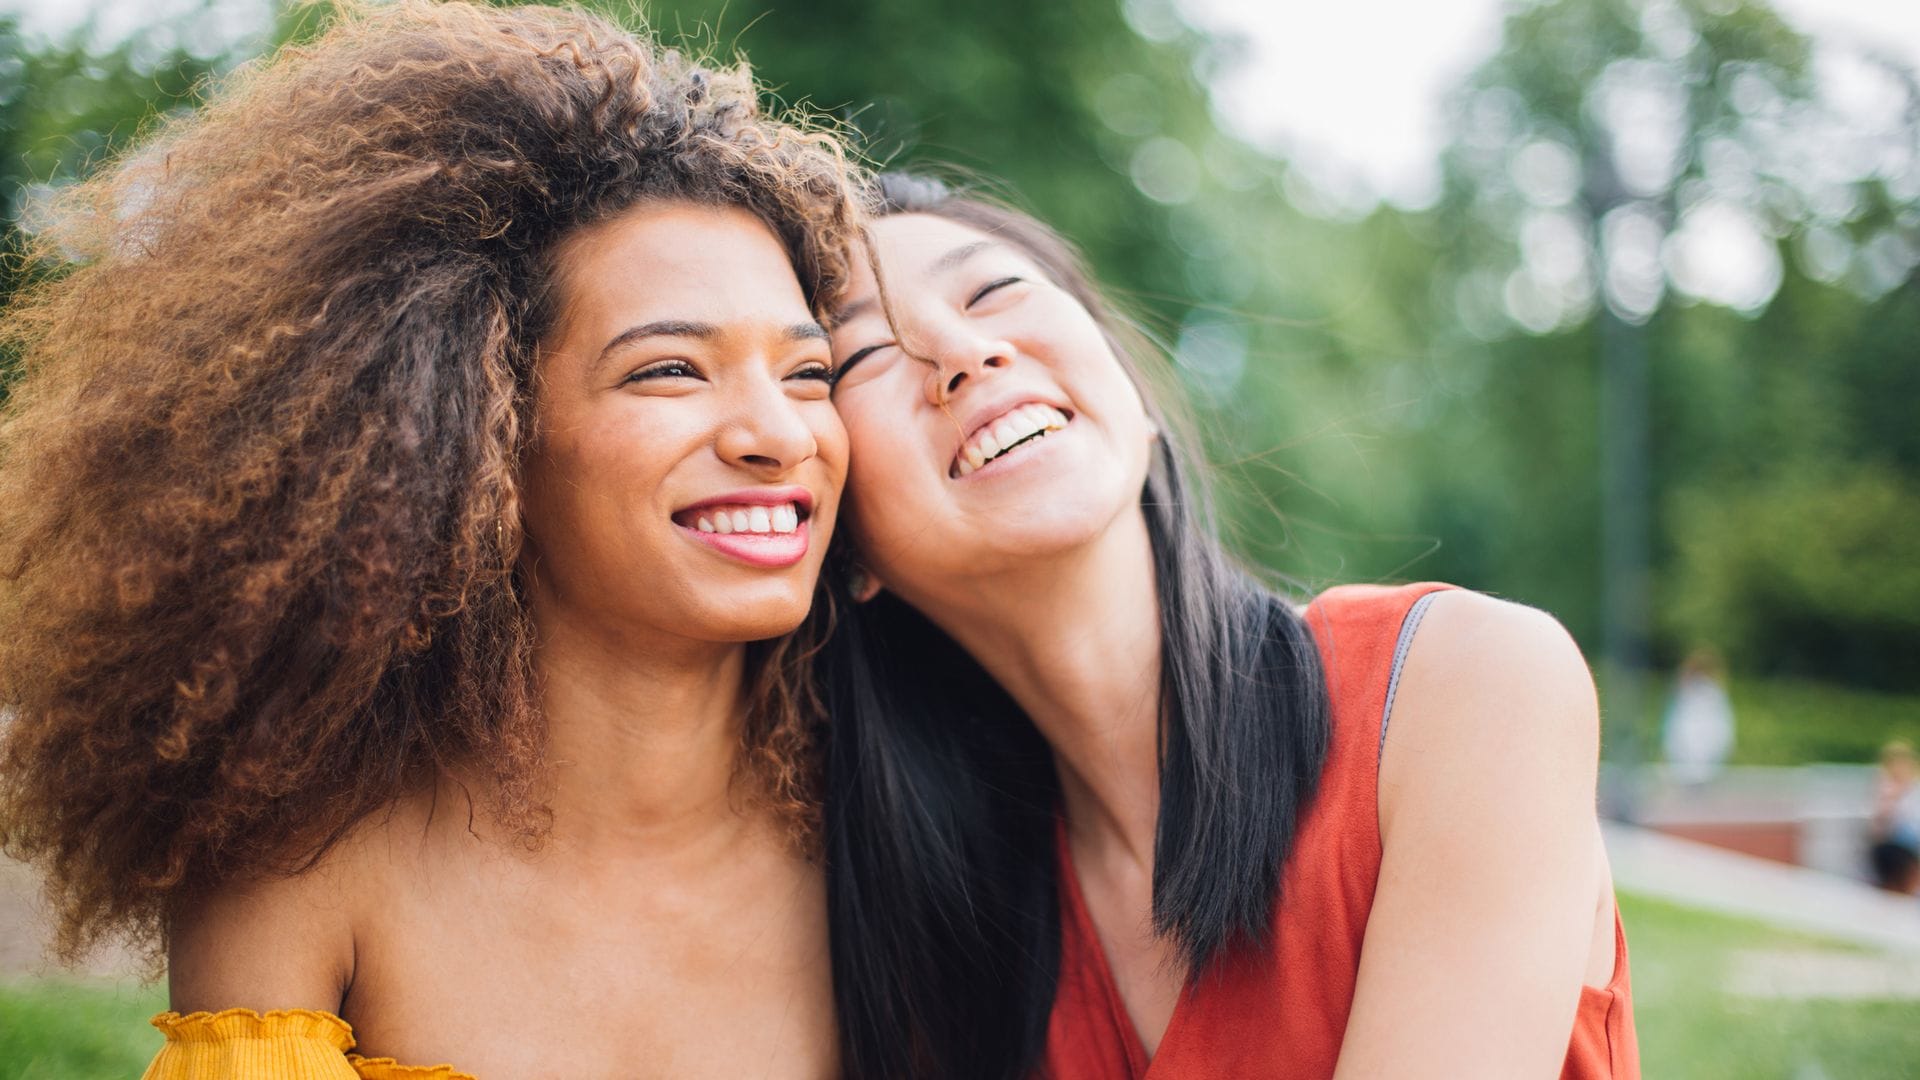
[682,520,811,568]
[672,486,814,569]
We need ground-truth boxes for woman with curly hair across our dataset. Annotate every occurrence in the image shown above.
[0,2,859,1075]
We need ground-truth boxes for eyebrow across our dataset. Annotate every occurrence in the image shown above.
[596,319,827,366]
[934,240,998,275]
[828,240,1002,329]
[827,298,875,330]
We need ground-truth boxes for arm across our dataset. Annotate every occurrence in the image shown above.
[141,865,362,1078]
[167,862,356,1015]
[142,865,361,1078]
[1332,590,1606,1079]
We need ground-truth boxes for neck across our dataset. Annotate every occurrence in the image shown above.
[528,608,759,862]
[893,508,1164,868]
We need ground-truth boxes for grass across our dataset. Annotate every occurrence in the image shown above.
[0,977,165,1079]
[1620,892,1920,1079]
[2,893,1917,1077]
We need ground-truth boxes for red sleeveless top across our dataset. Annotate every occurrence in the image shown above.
[1041,582,1639,1079]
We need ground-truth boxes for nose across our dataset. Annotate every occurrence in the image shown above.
[920,330,1013,406]
[714,369,821,474]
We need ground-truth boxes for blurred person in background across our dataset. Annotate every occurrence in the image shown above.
[1869,741,1920,895]
[0,2,860,1075]
[1868,842,1920,897]
[1660,647,1736,785]
[819,172,1638,1080]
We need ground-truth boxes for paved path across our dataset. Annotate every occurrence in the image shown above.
[1604,821,1920,953]
[1727,947,1920,999]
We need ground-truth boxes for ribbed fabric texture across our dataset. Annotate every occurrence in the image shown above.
[143,1008,476,1080]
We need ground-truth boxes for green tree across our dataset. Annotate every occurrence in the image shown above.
[1394,0,1918,690]
[580,0,1235,325]
[0,11,226,391]
[12,0,1914,703]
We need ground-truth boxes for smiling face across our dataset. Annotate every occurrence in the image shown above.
[828,213,1154,597]
[519,201,846,648]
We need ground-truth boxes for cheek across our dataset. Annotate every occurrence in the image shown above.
[1055,319,1139,406]
[838,402,886,467]
[840,416,933,549]
[834,390,901,479]
[524,408,679,541]
[842,428,905,519]
[807,400,851,481]
[549,413,653,488]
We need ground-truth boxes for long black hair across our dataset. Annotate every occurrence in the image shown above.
[822,173,1331,1080]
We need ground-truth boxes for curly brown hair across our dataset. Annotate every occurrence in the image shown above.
[0,0,862,965]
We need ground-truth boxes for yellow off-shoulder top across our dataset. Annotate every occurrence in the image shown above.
[143,1008,476,1080]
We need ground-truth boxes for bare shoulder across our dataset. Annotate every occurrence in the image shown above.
[1379,590,1600,831]
[1393,590,1598,744]
[165,803,417,1015]
[1337,604,1613,1076]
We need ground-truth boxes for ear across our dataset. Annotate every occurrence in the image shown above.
[849,564,885,603]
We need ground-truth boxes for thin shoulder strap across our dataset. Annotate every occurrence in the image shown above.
[1380,589,1446,762]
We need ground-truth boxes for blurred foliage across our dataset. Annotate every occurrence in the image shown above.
[1410,0,1920,692]
[1667,467,1920,692]
[607,0,1230,329]
[0,10,222,390]
[0,0,1914,718]
[1640,672,1920,764]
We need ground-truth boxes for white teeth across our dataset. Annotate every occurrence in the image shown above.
[690,502,802,535]
[954,403,1069,476]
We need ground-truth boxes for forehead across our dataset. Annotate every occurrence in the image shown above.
[866,213,1004,279]
[555,201,810,327]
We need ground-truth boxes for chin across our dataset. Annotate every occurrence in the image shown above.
[687,591,816,643]
[993,490,1133,550]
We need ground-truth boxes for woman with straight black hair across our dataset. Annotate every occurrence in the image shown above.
[819,173,1638,1080]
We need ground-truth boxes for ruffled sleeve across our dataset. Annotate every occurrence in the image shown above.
[143,1008,477,1080]
[143,1008,362,1078]
[346,1057,476,1080]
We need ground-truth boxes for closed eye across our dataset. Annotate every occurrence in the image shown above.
[831,342,892,387]
[967,277,1023,308]
[789,360,835,382]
